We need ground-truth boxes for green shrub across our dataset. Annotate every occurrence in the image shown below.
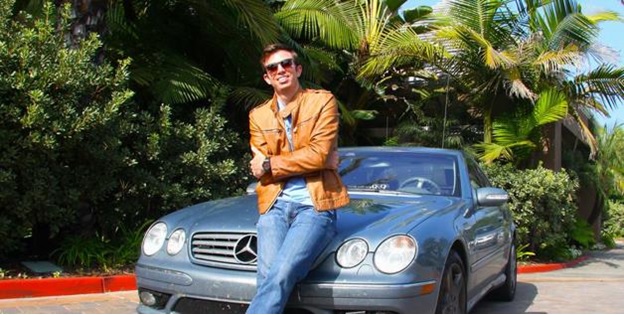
[0,2,134,257]
[569,218,595,249]
[602,200,624,248]
[52,220,152,270]
[483,162,579,261]
[0,1,249,260]
[603,201,624,239]
[515,243,535,262]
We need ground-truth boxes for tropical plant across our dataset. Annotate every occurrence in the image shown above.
[569,217,596,249]
[379,0,624,160]
[12,0,281,115]
[274,0,442,144]
[516,243,536,262]
[103,0,284,107]
[475,89,568,164]
[52,220,152,270]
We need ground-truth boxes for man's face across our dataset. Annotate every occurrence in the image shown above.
[262,50,302,93]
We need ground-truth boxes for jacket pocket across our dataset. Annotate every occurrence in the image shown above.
[262,128,283,155]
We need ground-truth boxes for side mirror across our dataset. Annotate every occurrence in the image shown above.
[476,187,508,207]
[246,182,257,195]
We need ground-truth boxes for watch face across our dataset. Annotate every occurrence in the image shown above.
[263,159,270,171]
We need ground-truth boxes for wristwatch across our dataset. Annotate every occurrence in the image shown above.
[262,157,271,173]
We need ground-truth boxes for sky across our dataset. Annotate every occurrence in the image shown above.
[403,0,624,129]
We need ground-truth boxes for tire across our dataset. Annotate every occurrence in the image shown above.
[435,250,467,314]
[489,243,517,301]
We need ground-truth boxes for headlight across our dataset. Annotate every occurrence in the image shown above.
[142,222,167,256]
[374,235,417,274]
[166,229,186,255]
[336,238,368,268]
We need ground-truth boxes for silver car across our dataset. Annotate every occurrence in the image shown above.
[136,147,516,313]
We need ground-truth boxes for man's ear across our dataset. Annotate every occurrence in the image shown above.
[296,65,303,78]
[263,73,272,85]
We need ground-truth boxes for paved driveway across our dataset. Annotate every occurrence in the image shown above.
[1,241,622,314]
[473,241,624,313]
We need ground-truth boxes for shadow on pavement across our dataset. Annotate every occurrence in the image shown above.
[471,282,543,314]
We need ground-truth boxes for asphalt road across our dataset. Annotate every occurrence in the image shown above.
[1,241,622,314]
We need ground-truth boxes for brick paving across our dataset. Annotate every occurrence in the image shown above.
[0,291,138,314]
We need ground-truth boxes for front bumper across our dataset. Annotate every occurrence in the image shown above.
[135,263,438,313]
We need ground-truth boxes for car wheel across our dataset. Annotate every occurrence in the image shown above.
[435,250,466,314]
[489,243,517,301]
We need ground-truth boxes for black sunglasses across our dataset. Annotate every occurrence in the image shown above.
[264,58,295,74]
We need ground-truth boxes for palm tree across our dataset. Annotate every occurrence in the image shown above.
[474,88,568,164]
[273,0,442,144]
[104,0,282,106]
[422,0,622,162]
[522,0,624,158]
[10,0,284,114]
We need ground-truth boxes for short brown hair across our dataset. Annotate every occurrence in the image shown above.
[260,43,299,66]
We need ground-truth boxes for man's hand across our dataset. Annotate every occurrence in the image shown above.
[325,150,340,170]
[250,145,267,179]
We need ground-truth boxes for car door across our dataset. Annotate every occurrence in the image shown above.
[465,158,509,292]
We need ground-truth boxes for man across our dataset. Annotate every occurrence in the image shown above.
[247,43,350,313]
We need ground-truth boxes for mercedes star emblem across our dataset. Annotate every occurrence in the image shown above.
[234,234,257,264]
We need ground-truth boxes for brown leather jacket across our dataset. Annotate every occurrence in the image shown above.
[249,88,350,214]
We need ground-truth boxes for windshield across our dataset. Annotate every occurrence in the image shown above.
[338,151,460,197]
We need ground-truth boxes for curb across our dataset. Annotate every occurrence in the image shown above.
[0,274,136,299]
[0,256,588,299]
[517,255,589,273]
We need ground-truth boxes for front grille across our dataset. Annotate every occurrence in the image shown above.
[174,297,248,314]
[191,232,257,271]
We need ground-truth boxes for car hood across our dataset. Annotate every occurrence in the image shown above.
[162,193,462,246]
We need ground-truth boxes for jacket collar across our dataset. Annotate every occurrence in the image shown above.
[271,88,303,120]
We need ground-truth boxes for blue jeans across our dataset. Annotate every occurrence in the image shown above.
[246,199,337,314]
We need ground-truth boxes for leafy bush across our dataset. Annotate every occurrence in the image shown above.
[483,163,579,261]
[569,218,595,249]
[0,2,133,257]
[604,201,624,239]
[515,243,535,262]
[52,220,152,270]
[0,1,249,260]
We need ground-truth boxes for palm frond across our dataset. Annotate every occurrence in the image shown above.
[474,142,514,163]
[492,119,527,145]
[222,0,281,45]
[533,44,582,74]
[106,2,138,41]
[229,87,272,110]
[148,56,221,105]
[537,0,599,49]
[359,0,394,53]
[569,106,599,157]
[445,0,501,36]
[507,76,537,100]
[385,0,408,13]
[358,27,446,78]
[276,0,359,49]
[402,5,433,24]
[484,45,518,69]
[297,45,343,85]
[570,64,624,111]
[533,88,568,125]
[584,10,621,24]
